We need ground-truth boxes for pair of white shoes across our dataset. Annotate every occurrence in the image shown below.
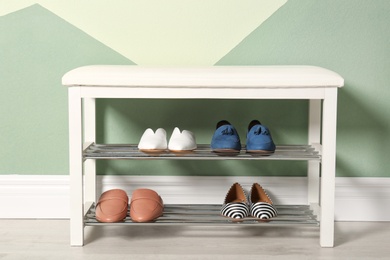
[138,127,197,152]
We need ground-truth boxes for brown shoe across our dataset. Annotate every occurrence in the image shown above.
[95,189,129,223]
[130,189,164,222]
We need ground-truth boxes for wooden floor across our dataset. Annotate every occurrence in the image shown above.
[0,220,389,259]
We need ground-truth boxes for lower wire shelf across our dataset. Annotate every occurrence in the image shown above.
[85,204,319,226]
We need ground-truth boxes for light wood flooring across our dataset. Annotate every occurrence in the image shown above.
[0,220,389,259]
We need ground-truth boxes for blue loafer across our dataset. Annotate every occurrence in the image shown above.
[211,120,241,152]
[246,120,276,154]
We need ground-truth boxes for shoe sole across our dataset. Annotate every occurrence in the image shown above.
[212,149,240,153]
[139,149,167,153]
[139,149,196,154]
[220,214,275,223]
[169,149,195,153]
[246,150,274,155]
[220,214,246,222]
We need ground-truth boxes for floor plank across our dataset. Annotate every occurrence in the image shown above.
[0,220,389,259]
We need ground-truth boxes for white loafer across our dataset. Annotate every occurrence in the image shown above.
[138,128,167,152]
[168,127,197,152]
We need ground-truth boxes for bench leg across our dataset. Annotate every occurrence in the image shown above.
[320,88,338,247]
[69,88,84,246]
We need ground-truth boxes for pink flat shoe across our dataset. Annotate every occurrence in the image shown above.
[95,189,129,223]
[130,189,164,222]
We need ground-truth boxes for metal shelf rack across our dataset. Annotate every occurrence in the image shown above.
[84,144,321,161]
[85,204,319,227]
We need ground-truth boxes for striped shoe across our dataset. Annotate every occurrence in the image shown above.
[221,183,249,220]
[249,183,278,220]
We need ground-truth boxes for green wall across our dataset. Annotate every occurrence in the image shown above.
[217,0,390,177]
[1,1,389,177]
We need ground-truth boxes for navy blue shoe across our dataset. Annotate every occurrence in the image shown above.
[246,120,276,154]
[210,120,241,152]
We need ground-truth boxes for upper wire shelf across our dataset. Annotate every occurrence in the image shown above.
[83,144,321,161]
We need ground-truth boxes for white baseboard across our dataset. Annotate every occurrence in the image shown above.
[0,175,70,219]
[1,175,389,221]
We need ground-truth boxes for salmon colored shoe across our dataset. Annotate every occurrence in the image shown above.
[95,189,129,223]
[130,189,164,222]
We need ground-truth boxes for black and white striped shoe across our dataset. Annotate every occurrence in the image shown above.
[249,183,277,220]
[221,183,249,219]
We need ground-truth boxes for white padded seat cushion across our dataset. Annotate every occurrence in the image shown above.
[62,65,344,88]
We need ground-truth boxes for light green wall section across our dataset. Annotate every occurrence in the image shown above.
[0,0,287,65]
[0,1,389,177]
